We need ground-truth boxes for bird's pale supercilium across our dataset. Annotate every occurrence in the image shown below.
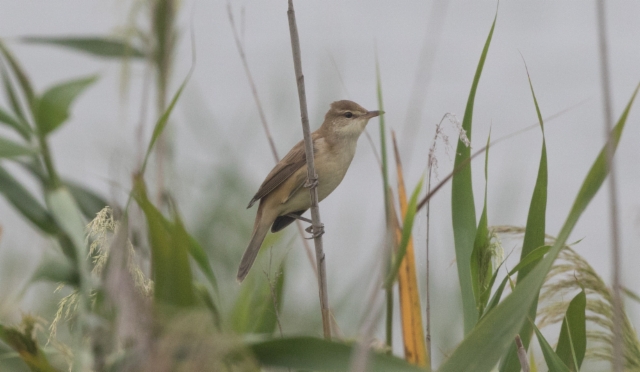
[236,100,381,282]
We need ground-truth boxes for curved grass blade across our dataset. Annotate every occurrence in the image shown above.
[452,10,497,334]
[23,36,146,59]
[249,337,426,372]
[556,290,586,370]
[437,84,639,372]
[533,322,570,372]
[500,59,549,372]
[0,136,37,158]
[35,75,97,135]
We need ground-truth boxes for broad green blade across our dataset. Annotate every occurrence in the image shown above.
[249,337,426,372]
[556,290,586,370]
[438,84,638,372]
[0,106,30,139]
[0,165,58,235]
[533,322,571,372]
[133,177,196,308]
[452,11,497,335]
[501,60,549,372]
[0,136,37,158]
[384,177,424,287]
[23,36,146,59]
[470,133,491,317]
[35,75,97,135]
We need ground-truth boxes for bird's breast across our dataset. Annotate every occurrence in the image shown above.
[314,137,358,201]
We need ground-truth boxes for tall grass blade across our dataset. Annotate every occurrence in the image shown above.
[437,84,639,372]
[470,133,491,318]
[23,36,146,59]
[555,290,586,371]
[451,11,496,334]
[376,58,394,349]
[533,322,571,372]
[500,60,549,372]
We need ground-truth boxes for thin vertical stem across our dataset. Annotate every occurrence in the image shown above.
[287,0,331,339]
[425,165,432,370]
[594,1,624,371]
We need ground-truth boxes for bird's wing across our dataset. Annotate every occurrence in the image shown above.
[247,138,312,208]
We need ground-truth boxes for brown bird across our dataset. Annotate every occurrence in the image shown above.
[237,100,381,282]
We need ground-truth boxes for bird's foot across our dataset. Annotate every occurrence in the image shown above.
[305,223,325,239]
[304,175,319,189]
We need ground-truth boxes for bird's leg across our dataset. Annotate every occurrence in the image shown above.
[284,213,324,238]
[304,173,319,189]
[305,223,325,239]
[285,213,312,224]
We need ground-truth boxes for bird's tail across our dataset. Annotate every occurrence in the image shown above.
[237,206,272,283]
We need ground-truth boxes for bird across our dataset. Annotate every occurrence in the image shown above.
[236,100,382,282]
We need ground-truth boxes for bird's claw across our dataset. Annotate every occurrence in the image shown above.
[305,223,325,239]
[304,176,319,189]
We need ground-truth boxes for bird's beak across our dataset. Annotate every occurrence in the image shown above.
[364,110,383,119]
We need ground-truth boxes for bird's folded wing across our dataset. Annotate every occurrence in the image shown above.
[247,139,309,208]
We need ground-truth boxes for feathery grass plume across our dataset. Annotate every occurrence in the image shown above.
[49,207,153,348]
[492,225,640,369]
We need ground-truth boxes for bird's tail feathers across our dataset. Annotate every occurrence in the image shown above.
[237,209,271,283]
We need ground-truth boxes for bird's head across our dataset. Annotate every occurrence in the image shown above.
[321,100,382,138]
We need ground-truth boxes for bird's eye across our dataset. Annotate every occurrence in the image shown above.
[344,112,353,118]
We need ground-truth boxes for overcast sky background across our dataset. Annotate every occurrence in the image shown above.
[1,0,640,367]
